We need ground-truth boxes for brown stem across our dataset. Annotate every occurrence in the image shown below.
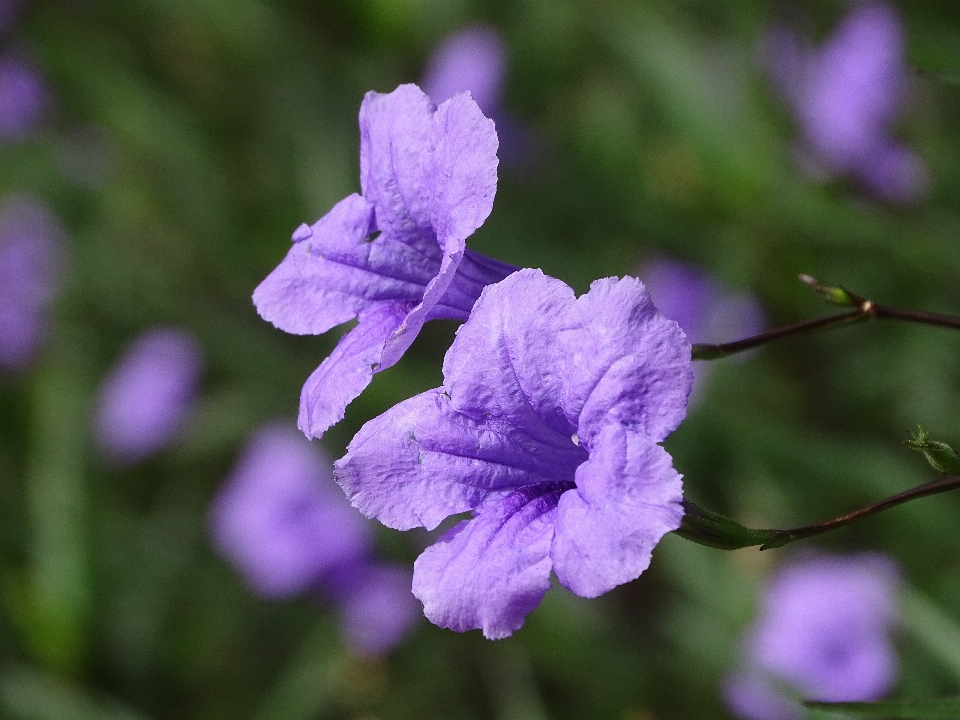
[691,310,866,360]
[759,474,960,549]
[869,303,960,331]
[692,284,960,362]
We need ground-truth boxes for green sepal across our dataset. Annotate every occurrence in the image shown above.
[674,499,786,550]
[804,696,960,719]
[905,425,960,475]
[798,274,862,307]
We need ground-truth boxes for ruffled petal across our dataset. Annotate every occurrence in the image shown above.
[335,388,584,531]
[378,91,500,368]
[359,85,435,246]
[558,276,692,446]
[253,194,438,336]
[442,268,574,436]
[412,484,564,639]
[552,424,683,598]
[297,302,410,439]
[428,91,499,257]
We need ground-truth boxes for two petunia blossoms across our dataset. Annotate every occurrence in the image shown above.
[254,84,695,637]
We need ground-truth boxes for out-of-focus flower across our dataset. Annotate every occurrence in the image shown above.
[210,424,420,654]
[0,55,48,140]
[94,327,203,463]
[723,554,900,720]
[253,83,515,440]
[763,3,926,203]
[0,194,64,371]
[336,269,692,639]
[641,258,764,347]
[422,25,506,117]
[640,257,763,400]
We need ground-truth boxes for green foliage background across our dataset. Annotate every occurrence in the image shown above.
[3,0,960,718]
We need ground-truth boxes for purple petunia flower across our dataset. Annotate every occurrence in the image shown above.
[94,327,203,463]
[0,55,48,140]
[764,3,926,203]
[723,554,900,720]
[0,194,64,370]
[210,424,420,654]
[335,268,693,639]
[253,83,516,440]
[422,25,506,117]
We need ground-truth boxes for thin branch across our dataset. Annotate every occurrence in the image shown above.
[691,310,866,360]
[691,276,960,361]
[761,474,960,549]
[677,475,960,551]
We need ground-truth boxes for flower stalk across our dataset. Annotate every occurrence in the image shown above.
[691,274,960,361]
[677,474,960,551]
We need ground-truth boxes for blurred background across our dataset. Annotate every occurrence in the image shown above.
[2,0,960,718]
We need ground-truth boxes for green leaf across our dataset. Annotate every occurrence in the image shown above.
[804,697,960,719]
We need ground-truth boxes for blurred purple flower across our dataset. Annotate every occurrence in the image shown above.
[0,194,64,370]
[763,3,927,203]
[94,327,203,463]
[724,554,900,720]
[422,25,506,117]
[641,258,764,346]
[0,55,48,140]
[640,258,764,400]
[336,269,692,639]
[210,424,420,654]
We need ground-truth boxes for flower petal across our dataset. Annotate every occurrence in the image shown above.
[298,302,411,439]
[442,268,574,435]
[335,388,584,531]
[358,84,436,247]
[253,194,437,336]
[558,276,692,445]
[412,484,564,639]
[552,424,683,598]
[428,91,499,257]
[378,90,500,368]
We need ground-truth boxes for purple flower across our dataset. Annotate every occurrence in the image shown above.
[640,258,764,347]
[0,194,64,370]
[764,3,926,203]
[422,25,506,117]
[254,83,515,440]
[336,269,693,638]
[640,258,764,399]
[332,563,420,656]
[0,55,48,140]
[94,327,203,463]
[210,424,420,654]
[724,554,900,720]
